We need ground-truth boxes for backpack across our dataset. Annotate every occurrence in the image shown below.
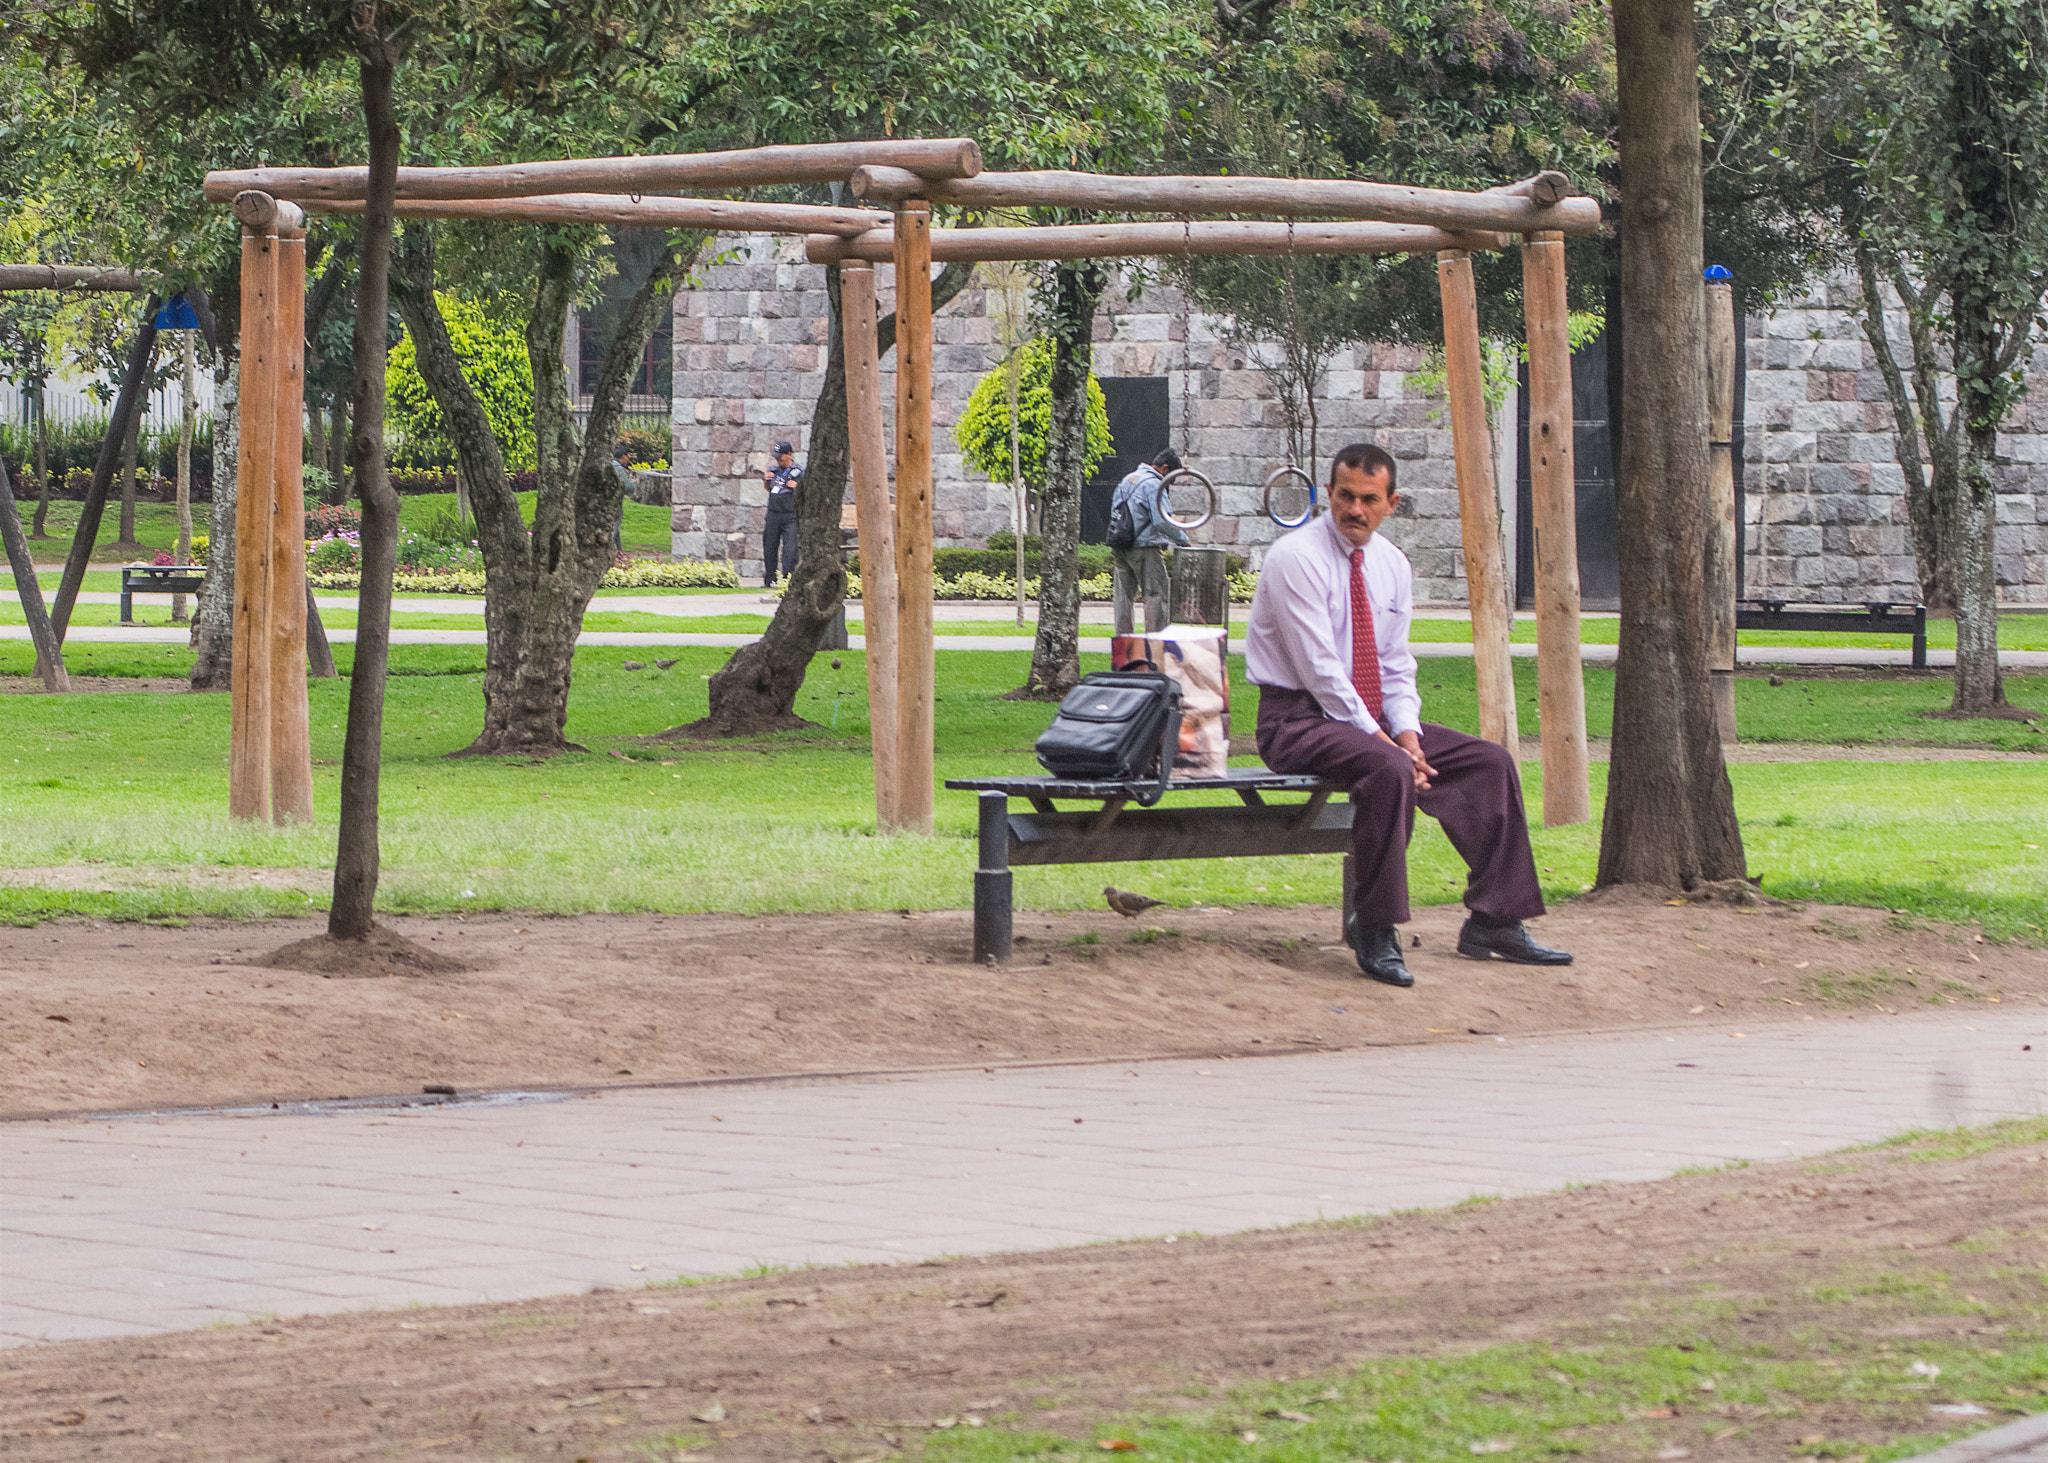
[1033,671,1184,805]
[1104,481,1140,551]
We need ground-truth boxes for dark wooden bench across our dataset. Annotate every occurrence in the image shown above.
[120,563,205,623]
[1737,599,1927,668]
[943,769,1351,963]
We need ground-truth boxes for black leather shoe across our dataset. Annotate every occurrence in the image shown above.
[1457,917,1573,965]
[1346,915,1414,987]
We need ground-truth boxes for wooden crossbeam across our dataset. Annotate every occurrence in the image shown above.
[304,193,895,238]
[806,219,1506,265]
[0,265,150,292]
[848,166,1600,235]
[201,139,982,204]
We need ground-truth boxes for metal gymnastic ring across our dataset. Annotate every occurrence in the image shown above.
[1262,464,1318,528]
[1154,467,1216,531]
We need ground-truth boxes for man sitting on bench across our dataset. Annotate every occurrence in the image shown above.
[1245,441,1571,988]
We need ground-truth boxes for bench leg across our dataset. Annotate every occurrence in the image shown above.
[973,789,1013,965]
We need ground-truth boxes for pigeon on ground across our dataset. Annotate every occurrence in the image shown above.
[622,660,646,670]
[1105,886,1167,918]
[654,659,678,670]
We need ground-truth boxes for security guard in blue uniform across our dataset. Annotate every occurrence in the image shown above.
[761,440,802,587]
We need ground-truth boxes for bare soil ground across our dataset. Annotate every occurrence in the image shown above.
[2,1123,2042,1462]
[2,898,2040,1118]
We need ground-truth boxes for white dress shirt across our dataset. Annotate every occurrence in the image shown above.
[1244,511,1422,738]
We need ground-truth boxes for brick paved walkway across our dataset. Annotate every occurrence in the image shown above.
[3,1009,2042,1345]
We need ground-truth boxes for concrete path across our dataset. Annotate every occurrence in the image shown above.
[3,1009,2042,1345]
[1902,1412,2048,1463]
[6,621,2044,666]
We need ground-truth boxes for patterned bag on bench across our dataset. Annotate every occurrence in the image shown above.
[1033,671,1184,806]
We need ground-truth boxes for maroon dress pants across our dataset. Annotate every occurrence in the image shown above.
[1254,685,1545,928]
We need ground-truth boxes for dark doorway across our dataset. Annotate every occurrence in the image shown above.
[1081,376,1171,543]
[1515,286,1748,610]
[577,229,674,407]
[1516,324,1622,610]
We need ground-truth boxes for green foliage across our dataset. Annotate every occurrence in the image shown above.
[955,338,1111,490]
[387,292,536,470]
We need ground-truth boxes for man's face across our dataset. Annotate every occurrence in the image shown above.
[776,451,794,468]
[1328,462,1398,548]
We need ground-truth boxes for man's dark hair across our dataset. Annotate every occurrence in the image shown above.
[1151,447,1183,473]
[613,441,634,460]
[1328,441,1396,494]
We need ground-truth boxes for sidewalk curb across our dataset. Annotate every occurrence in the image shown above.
[1897,1413,2048,1463]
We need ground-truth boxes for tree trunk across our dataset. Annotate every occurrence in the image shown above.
[329,42,403,941]
[1948,425,2007,711]
[118,384,143,550]
[49,299,159,653]
[693,259,976,736]
[1851,245,1952,610]
[1594,0,1748,891]
[1940,28,2018,717]
[191,350,239,688]
[392,223,699,756]
[329,400,351,500]
[306,407,328,491]
[1024,258,1105,698]
[30,387,50,538]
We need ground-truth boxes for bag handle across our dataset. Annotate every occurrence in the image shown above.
[1130,688,1183,808]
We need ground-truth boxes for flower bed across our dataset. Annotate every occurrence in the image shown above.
[841,568,1256,603]
[306,557,742,595]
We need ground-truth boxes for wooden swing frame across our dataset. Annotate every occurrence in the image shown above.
[199,138,1594,832]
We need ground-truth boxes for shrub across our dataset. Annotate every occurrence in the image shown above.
[307,532,361,573]
[387,293,536,470]
[305,504,362,540]
[954,337,1112,488]
[391,468,460,496]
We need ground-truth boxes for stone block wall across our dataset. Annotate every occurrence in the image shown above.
[1743,276,2047,603]
[672,236,2046,603]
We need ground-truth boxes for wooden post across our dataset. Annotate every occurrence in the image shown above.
[0,453,67,691]
[1704,270,1739,743]
[892,203,935,835]
[230,224,279,822]
[1436,250,1521,759]
[1521,231,1592,825]
[269,232,313,821]
[840,260,901,828]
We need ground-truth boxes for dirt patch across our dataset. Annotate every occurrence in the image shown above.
[1,899,2040,1118]
[0,676,192,696]
[255,924,473,978]
[2,1126,2042,1461]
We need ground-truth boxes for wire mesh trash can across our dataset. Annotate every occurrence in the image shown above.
[1169,546,1231,633]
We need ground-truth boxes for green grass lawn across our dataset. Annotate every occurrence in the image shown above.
[396,490,672,554]
[0,637,2041,931]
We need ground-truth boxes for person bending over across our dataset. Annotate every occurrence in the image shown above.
[1108,447,1190,634]
[1244,441,1570,987]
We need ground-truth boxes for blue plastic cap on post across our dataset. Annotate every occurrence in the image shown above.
[1703,265,1733,281]
[153,295,201,330]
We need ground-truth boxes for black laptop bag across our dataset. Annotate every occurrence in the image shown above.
[1033,671,1184,805]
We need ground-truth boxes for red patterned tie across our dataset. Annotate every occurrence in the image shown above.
[1350,547,1384,721]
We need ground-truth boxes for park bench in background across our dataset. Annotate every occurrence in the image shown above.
[945,770,1351,963]
[120,563,205,624]
[1737,599,1927,668]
